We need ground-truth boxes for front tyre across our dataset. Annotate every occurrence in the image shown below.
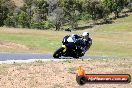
[53,47,64,58]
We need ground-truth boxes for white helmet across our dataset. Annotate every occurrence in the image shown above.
[82,32,89,36]
[71,34,75,38]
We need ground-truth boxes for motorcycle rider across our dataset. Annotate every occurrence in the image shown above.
[62,32,92,56]
[81,32,92,55]
[71,32,92,56]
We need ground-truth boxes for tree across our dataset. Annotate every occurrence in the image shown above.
[34,0,49,21]
[22,0,35,28]
[0,0,16,26]
[59,0,82,29]
[47,0,64,30]
[5,11,31,28]
[103,0,127,18]
[17,11,31,28]
[83,0,110,23]
[49,7,64,30]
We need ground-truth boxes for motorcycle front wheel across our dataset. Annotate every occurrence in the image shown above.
[53,47,64,58]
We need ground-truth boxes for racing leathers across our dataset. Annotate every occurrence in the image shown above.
[62,34,92,56]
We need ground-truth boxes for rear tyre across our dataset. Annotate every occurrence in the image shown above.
[72,51,79,58]
[53,47,64,58]
[73,56,79,58]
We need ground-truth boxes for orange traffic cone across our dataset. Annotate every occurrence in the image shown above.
[77,66,86,76]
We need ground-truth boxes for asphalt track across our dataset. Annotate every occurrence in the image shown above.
[0,52,116,61]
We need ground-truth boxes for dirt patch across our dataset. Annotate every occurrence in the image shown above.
[0,41,30,50]
[0,58,132,88]
[12,0,24,7]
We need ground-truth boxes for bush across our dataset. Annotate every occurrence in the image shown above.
[4,15,15,27]
[4,11,31,28]
[31,22,42,29]
[31,21,54,29]
[44,21,55,29]
[81,13,91,21]
[0,0,16,26]
[17,11,31,28]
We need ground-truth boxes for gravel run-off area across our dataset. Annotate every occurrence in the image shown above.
[0,58,132,88]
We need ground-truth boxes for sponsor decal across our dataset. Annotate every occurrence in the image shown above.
[76,66,131,85]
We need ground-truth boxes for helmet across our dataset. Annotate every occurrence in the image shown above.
[82,32,89,40]
[82,32,89,37]
[71,34,75,39]
[71,34,75,37]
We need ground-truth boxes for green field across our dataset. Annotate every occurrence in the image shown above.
[0,14,132,58]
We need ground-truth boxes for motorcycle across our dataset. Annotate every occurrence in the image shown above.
[53,35,84,58]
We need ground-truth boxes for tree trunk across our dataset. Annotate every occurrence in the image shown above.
[116,12,119,18]
[114,11,119,19]
[55,22,60,31]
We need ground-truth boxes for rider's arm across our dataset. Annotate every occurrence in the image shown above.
[83,38,92,53]
[88,38,92,46]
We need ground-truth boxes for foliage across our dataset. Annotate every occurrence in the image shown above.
[59,0,81,29]
[31,21,54,29]
[81,13,91,21]
[4,11,31,28]
[83,0,110,22]
[48,0,64,31]
[4,14,16,27]
[0,0,15,26]
[103,0,128,18]
[34,0,49,21]
[17,11,31,28]
[1,0,131,30]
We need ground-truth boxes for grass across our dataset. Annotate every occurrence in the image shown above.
[88,32,132,57]
[84,14,132,58]
[0,14,132,58]
[0,33,60,53]
[0,28,71,53]
[93,14,132,32]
